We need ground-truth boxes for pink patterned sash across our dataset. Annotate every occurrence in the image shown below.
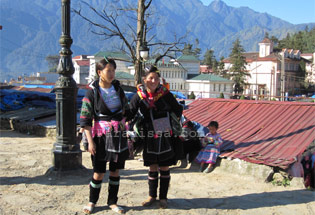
[92,118,128,137]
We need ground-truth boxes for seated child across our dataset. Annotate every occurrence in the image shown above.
[195,121,223,173]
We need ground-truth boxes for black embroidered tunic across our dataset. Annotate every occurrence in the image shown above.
[129,85,183,166]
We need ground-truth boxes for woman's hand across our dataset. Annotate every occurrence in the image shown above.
[88,142,96,155]
[83,126,95,155]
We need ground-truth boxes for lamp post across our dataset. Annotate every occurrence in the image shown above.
[140,41,149,71]
[53,0,82,171]
[140,41,149,61]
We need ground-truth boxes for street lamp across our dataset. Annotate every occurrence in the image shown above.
[140,41,149,61]
[53,0,82,171]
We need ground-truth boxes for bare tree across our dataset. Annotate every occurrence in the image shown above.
[73,0,185,85]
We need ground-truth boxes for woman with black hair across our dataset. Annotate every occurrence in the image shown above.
[80,58,129,214]
[129,65,183,209]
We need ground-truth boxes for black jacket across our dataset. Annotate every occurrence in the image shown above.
[129,86,183,163]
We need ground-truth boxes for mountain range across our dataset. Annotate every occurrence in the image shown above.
[1,0,314,82]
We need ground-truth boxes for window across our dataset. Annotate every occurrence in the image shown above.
[224,84,226,91]
[219,84,221,92]
[213,84,216,91]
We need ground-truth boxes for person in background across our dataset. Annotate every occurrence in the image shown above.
[195,121,223,173]
[288,155,304,178]
[129,65,183,209]
[80,58,130,214]
[162,78,169,90]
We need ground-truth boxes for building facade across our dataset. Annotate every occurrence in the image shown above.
[301,53,315,84]
[223,38,305,99]
[73,55,90,84]
[186,74,233,98]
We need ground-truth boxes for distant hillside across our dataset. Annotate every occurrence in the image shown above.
[1,0,314,82]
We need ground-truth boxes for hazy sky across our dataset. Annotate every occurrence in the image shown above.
[201,0,315,24]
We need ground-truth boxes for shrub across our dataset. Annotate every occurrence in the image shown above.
[189,91,196,99]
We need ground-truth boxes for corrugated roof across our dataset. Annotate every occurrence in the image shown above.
[94,51,131,61]
[187,74,233,82]
[177,54,200,62]
[115,72,134,80]
[75,60,90,66]
[183,98,315,169]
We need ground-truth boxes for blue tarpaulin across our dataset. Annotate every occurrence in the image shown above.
[0,89,84,111]
[170,91,187,99]
[23,85,55,89]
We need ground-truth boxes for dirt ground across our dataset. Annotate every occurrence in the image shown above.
[0,129,314,215]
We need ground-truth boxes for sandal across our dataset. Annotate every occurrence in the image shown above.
[109,205,125,214]
[159,199,168,209]
[199,165,205,172]
[83,203,95,214]
[142,197,156,206]
[203,166,214,173]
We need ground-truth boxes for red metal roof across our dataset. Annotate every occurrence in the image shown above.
[75,60,90,66]
[183,98,315,169]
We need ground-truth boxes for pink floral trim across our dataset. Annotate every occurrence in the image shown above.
[92,118,128,137]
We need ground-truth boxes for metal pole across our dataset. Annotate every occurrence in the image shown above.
[281,52,285,101]
[255,55,258,101]
[53,0,82,171]
[135,0,145,85]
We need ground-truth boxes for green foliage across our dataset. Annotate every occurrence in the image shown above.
[203,49,219,74]
[275,27,315,52]
[219,92,224,99]
[182,41,201,58]
[240,95,245,100]
[218,56,228,78]
[203,49,216,66]
[229,39,250,94]
[45,55,59,73]
[189,91,196,99]
[271,177,291,187]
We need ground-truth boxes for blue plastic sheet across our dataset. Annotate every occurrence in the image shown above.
[0,89,85,112]
[191,121,210,137]
[170,91,187,99]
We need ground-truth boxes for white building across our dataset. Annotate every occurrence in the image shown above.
[301,53,315,84]
[186,74,233,98]
[73,55,90,84]
[223,38,306,99]
[87,51,132,82]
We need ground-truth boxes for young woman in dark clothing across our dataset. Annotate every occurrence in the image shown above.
[129,65,183,209]
[80,58,129,214]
